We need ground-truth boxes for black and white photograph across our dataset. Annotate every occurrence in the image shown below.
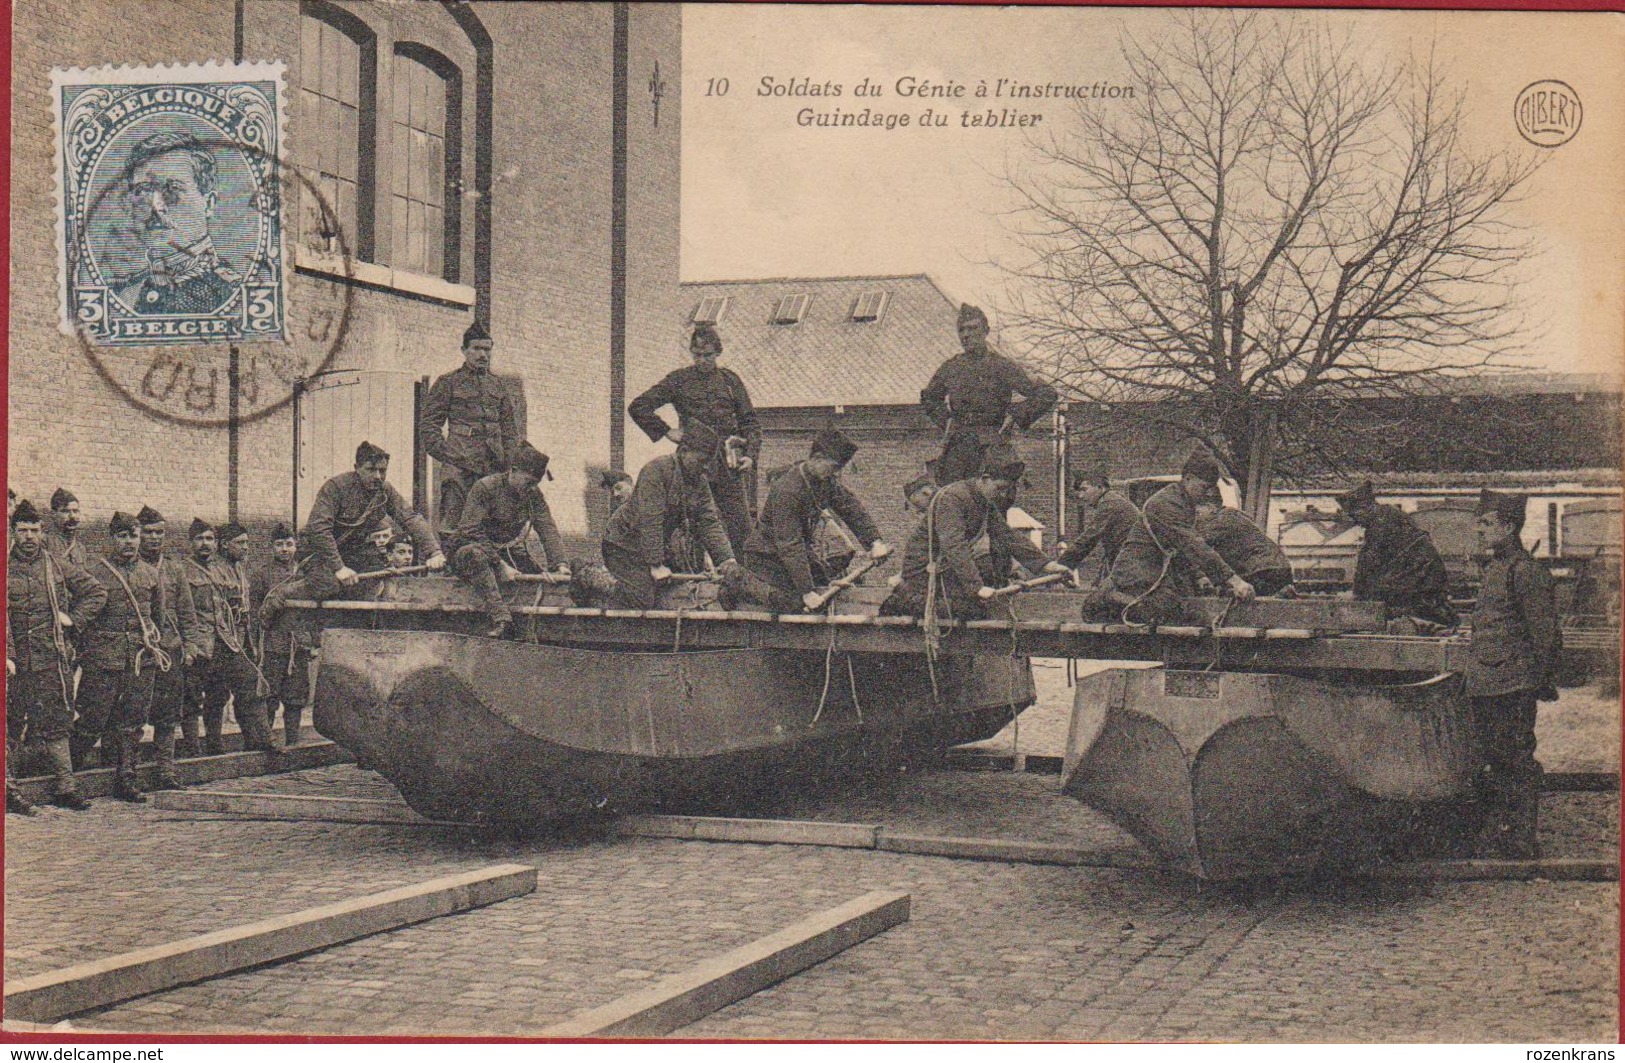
[3,0,1620,1046]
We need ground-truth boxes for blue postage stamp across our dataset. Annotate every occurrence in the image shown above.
[52,62,287,346]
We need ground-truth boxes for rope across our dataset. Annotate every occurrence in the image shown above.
[99,558,171,677]
[1119,508,1174,629]
[38,552,75,712]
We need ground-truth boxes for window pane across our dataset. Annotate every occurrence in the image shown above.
[391,63,409,127]
[339,104,358,185]
[424,135,443,207]
[425,204,442,276]
[340,33,359,105]
[392,195,409,268]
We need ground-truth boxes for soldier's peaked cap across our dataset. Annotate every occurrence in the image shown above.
[810,428,858,467]
[462,319,491,347]
[137,505,164,526]
[677,420,722,456]
[109,511,138,536]
[355,440,389,466]
[600,469,631,489]
[218,521,249,543]
[903,474,935,504]
[1478,488,1527,529]
[1335,481,1377,511]
[10,499,41,526]
[1181,452,1223,485]
[510,441,553,481]
[271,522,295,541]
[980,443,1026,482]
[49,487,77,511]
[958,303,988,328]
[189,518,215,539]
[690,322,723,353]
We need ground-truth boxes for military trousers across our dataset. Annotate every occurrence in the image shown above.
[934,428,1000,487]
[192,645,278,753]
[739,550,841,613]
[1471,691,1541,812]
[7,666,75,745]
[148,650,187,730]
[74,666,154,743]
[1243,567,1296,598]
[438,468,483,532]
[706,466,754,560]
[880,554,1002,621]
[450,541,540,623]
[602,541,660,610]
[261,642,315,744]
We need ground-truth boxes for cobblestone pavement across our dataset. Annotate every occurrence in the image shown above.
[4,763,1617,1042]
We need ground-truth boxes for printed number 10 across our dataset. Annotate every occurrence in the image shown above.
[705,78,729,97]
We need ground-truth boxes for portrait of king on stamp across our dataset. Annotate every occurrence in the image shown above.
[52,62,287,347]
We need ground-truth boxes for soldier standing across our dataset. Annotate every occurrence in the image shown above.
[738,430,891,613]
[46,487,88,568]
[75,512,168,802]
[445,442,571,638]
[628,323,761,558]
[1057,473,1140,579]
[920,305,1056,487]
[601,422,739,609]
[251,523,316,749]
[180,520,219,756]
[420,320,520,530]
[208,522,279,758]
[1336,481,1457,627]
[137,506,206,790]
[1467,489,1560,859]
[7,500,104,811]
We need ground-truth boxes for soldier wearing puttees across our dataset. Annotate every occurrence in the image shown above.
[882,445,1066,621]
[420,320,520,530]
[1195,501,1295,598]
[251,524,316,750]
[628,323,761,558]
[920,304,1057,487]
[74,513,169,802]
[601,422,739,610]
[1057,474,1140,577]
[738,429,891,613]
[1084,454,1256,626]
[46,487,88,569]
[7,500,104,811]
[1336,481,1457,628]
[197,522,281,759]
[446,442,570,637]
[1466,489,1560,860]
[137,506,207,790]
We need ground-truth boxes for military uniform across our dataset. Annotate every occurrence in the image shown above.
[75,552,169,796]
[628,363,761,557]
[142,550,207,783]
[882,479,1049,621]
[285,471,441,605]
[6,545,105,802]
[740,462,881,613]
[446,471,569,627]
[920,352,1056,486]
[45,527,88,569]
[419,364,519,529]
[1086,483,1235,625]
[1467,508,1559,858]
[114,242,240,315]
[251,556,316,748]
[1058,490,1139,576]
[1197,507,1294,596]
[1351,504,1456,626]
[183,555,272,755]
[601,454,734,609]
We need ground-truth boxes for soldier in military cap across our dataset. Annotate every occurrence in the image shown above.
[1084,453,1256,625]
[882,444,1068,620]
[446,442,571,638]
[1466,488,1560,859]
[179,519,218,756]
[46,487,87,568]
[903,474,937,514]
[920,304,1057,488]
[602,421,741,609]
[1057,472,1140,580]
[1336,480,1457,628]
[1194,498,1296,598]
[420,319,520,529]
[251,522,316,749]
[137,505,206,789]
[75,512,170,802]
[7,499,104,811]
[628,323,762,557]
[737,429,892,613]
[602,469,634,516]
[204,521,281,759]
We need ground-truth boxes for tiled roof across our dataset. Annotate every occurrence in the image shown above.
[679,274,965,409]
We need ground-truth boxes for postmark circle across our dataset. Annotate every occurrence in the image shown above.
[1514,80,1583,148]
[70,140,353,428]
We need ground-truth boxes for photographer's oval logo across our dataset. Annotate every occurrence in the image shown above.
[1515,81,1582,148]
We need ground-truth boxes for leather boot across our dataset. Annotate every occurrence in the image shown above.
[176,715,200,759]
[68,732,98,773]
[44,739,90,810]
[111,732,146,804]
[151,729,182,791]
[283,705,304,748]
[7,780,35,816]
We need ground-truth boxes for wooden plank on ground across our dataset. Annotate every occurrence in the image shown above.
[150,790,463,826]
[3,864,538,1023]
[1358,858,1617,882]
[874,831,1154,870]
[1544,771,1620,792]
[15,741,353,805]
[618,815,879,849]
[538,890,910,1038]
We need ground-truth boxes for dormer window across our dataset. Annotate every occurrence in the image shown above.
[771,293,810,325]
[692,296,730,324]
[852,289,888,322]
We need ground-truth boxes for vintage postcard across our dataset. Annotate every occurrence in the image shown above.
[3,0,1619,1049]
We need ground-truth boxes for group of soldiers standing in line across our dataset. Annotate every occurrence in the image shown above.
[8,304,1559,857]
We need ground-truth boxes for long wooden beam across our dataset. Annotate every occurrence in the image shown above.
[15,741,353,806]
[151,790,459,826]
[3,865,538,1023]
[537,890,910,1037]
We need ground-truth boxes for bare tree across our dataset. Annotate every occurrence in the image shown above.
[998,11,1540,517]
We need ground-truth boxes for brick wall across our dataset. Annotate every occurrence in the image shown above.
[9,1,682,558]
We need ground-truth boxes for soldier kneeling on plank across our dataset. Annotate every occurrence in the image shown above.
[7,499,104,812]
[881,443,1067,621]
[446,441,571,639]
[1194,499,1296,598]
[1336,480,1457,629]
[600,421,741,609]
[734,429,891,613]
[1467,488,1560,860]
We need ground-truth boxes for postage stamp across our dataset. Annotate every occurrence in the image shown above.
[51,61,287,347]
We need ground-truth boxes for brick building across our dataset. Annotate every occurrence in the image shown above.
[10,1,682,554]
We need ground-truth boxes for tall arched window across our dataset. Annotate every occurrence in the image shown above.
[298,1,376,261]
[390,45,462,282]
